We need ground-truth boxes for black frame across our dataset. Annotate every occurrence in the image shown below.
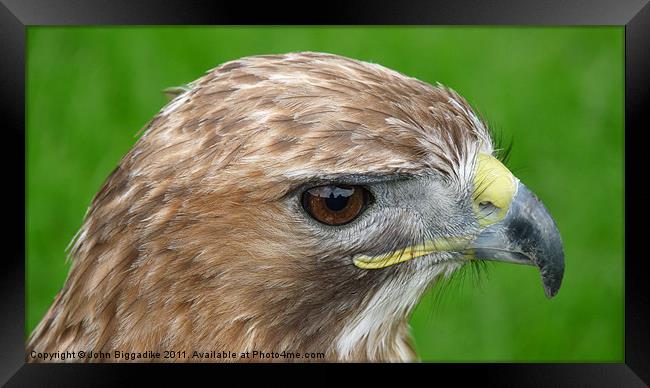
[1,0,648,386]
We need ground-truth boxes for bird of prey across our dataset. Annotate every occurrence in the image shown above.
[27,52,564,362]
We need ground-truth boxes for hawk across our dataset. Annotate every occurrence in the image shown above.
[27,52,564,362]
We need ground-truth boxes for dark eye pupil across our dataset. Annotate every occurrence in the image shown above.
[325,192,350,211]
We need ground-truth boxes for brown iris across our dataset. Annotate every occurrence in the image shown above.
[302,185,370,225]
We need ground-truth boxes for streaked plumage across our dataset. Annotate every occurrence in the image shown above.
[27,52,563,362]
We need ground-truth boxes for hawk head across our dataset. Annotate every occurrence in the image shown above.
[28,52,564,362]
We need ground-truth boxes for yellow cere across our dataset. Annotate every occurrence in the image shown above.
[353,237,472,270]
[353,153,517,270]
[473,153,517,227]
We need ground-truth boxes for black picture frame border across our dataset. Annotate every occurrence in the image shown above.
[1,1,647,386]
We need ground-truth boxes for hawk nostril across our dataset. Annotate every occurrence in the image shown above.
[478,200,500,217]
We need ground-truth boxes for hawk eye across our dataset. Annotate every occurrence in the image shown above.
[302,185,371,226]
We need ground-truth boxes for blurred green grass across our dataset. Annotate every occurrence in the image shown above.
[26,27,624,361]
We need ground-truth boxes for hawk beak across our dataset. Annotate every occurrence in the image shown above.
[467,181,565,298]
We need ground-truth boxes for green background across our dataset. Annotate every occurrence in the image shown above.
[26,27,624,361]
